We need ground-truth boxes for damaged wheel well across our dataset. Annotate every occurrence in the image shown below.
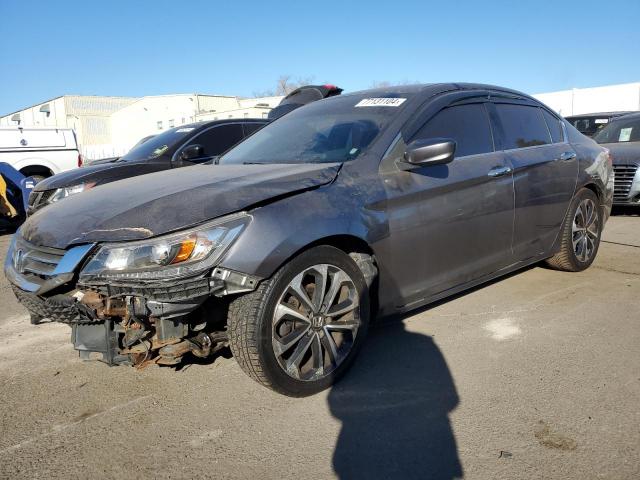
[270,234,379,311]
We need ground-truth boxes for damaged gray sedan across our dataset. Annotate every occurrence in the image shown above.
[4,83,613,396]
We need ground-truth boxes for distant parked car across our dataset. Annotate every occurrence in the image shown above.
[27,85,343,214]
[593,112,640,206]
[0,127,82,180]
[27,119,268,214]
[565,112,633,137]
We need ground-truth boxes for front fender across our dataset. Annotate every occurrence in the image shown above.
[219,183,387,280]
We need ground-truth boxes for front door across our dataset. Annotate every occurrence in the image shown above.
[381,102,515,308]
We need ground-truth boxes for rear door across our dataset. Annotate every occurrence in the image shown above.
[490,102,577,260]
[382,101,515,305]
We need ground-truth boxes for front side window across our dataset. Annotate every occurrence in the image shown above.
[594,117,640,144]
[494,104,551,150]
[184,124,245,158]
[413,103,494,157]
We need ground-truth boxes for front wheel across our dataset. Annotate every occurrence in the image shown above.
[546,188,602,272]
[228,246,370,397]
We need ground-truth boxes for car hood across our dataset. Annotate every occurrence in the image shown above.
[21,163,341,249]
[600,142,640,165]
[34,161,165,191]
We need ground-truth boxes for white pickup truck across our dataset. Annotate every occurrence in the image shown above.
[0,127,82,181]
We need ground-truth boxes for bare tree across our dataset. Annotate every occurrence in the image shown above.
[253,75,316,97]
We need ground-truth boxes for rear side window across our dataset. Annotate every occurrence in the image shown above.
[494,104,551,150]
[541,109,564,143]
[413,104,494,157]
[190,124,245,157]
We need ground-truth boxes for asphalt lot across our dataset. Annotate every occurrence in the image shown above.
[0,212,638,479]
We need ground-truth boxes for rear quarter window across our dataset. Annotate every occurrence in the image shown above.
[541,110,564,143]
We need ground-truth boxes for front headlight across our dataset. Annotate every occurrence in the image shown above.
[79,213,250,281]
[48,182,95,204]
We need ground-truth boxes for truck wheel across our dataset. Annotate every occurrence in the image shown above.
[228,246,369,397]
[546,188,602,272]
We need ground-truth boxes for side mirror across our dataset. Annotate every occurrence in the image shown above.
[180,144,204,161]
[403,138,456,166]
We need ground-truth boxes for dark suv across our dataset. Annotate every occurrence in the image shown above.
[5,83,613,396]
[27,119,266,214]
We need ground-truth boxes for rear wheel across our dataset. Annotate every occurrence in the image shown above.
[546,188,602,272]
[228,246,370,397]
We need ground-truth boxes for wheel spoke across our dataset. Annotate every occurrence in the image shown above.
[285,333,314,376]
[274,303,310,324]
[321,269,349,314]
[321,328,340,366]
[326,297,357,318]
[288,273,315,313]
[580,235,588,261]
[273,324,311,356]
[310,265,328,312]
[310,333,324,377]
[326,320,359,332]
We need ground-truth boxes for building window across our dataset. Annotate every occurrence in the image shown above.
[157,121,163,130]
[181,117,186,124]
[228,115,233,118]
[169,119,175,128]
[244,113,249,118]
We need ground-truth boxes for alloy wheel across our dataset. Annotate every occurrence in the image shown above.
[272,264,360,381]
[572,198,598,262]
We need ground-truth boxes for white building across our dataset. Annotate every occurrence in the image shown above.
[0,95,138,159]
[534,82,640,117]
[1,93,283,159]
[110,94,282,155]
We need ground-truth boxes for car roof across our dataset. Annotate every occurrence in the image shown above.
[565,111,634,119]
[344,82,539,102]
[180,118,269,130]
[609,111,640,120]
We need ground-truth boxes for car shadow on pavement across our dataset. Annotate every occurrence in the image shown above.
[328,317,463,480]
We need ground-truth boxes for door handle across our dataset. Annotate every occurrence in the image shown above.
[487,166,513,177]
[558,151,577,161]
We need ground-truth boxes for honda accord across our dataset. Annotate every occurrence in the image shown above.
[4,83,613,396]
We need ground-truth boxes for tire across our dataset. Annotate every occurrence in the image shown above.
[228,246,370,397]
[546,188,602,272]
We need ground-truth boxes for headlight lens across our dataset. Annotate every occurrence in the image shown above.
[48,182,95,203]
[79,213,250,281]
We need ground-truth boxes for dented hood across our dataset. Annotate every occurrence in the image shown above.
[21,163,340,249]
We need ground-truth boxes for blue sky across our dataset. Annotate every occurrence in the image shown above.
[1,0,639,115]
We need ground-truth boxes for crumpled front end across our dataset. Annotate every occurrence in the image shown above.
[4,219,260,367]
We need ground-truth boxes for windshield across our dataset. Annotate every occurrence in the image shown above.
[119,126,199,162]
[219,94,411,165]
[594,117,640,144]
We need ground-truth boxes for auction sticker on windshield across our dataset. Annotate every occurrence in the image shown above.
[355,98,406,107]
